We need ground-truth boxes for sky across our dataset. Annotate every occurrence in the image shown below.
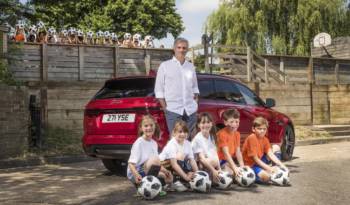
[156,0,220,48]
[19,0,220,48]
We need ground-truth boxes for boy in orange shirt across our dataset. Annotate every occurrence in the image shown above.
[242,117,287,183]
[217,109,244,176]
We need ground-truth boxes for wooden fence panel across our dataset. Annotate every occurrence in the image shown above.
[338,63,350,84]
[328,85,350,124]
[83,46,114,81]
[47,45,79,81]
[312,85,329,124]
[311,37,350,59]
[45,82,104,133]
[8,44,41,81]
[313,59,336,85]
[7,43,173,82]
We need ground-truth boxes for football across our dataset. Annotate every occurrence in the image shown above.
[217,171,233,189]
[270,166,290,186]
[197,170,210,181]
[137,175,162,200]
[235,166,256,187]
[189,171,212,192]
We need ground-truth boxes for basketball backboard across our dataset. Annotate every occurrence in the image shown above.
[313,33,332,48]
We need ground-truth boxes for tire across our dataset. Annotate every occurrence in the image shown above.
[281,125,295,161]
[102,159,127,176]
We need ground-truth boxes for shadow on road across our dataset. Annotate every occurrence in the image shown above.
[0,160,297,205]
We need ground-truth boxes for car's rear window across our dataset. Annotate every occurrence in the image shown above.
[94,78,155,99]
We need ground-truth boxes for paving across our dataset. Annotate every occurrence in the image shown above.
[0,142,349,205]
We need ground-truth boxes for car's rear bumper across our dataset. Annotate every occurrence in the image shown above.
[83,134,138,144]
[83,144,132,160]
[82,134,135,159]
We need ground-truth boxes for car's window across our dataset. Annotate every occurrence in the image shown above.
[198,79,216,99]
[214,80,245,104]
[235,83,265,106]
[94,78,155,99]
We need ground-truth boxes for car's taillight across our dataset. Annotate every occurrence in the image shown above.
[85,109,101,117]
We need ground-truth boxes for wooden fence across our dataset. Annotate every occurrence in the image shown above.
[4,42,350,130]
[193,44,350,85]
[311,37,350,59]
[7,43,173,82]
[6,43,173,134]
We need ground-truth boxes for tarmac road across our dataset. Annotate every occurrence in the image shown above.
[0,142,349,205]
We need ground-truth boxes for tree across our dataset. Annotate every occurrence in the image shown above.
[207,0,350,55]
[0,0,35,26]
[193,55,205,71]
[28,0,184,39]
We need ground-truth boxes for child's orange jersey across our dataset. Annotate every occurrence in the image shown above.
[15,34,25,42]
[216,127,240,160]
[242,133,271,166]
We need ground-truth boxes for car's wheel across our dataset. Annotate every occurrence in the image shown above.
[102,159,127,176]
[281,125,295,161]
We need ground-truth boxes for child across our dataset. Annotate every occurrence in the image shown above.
[217,109,244,177]
[36,22,47,43]
[192,112,221,183]
[242,116,288,183]
[127,115,173,190]
[160,120,198,191]
[14,24,26,43]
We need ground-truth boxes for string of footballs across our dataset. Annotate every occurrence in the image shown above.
[9,21,160,48]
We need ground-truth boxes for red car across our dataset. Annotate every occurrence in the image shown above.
[82,73,295,175]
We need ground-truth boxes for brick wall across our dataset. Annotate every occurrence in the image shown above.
[0,85,29,159]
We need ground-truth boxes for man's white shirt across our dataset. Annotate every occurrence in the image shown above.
[154,57,200,115]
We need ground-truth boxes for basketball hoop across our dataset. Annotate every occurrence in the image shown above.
[313,33,331,48]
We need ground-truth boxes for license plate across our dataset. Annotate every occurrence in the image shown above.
[102,113,135,123]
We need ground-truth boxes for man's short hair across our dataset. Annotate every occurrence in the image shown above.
[173,37,189,48]
[222,108,240,121]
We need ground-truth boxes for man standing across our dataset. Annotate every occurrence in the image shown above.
[154,37,199,136]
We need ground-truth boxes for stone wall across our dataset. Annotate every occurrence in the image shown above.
[0,85,29,159]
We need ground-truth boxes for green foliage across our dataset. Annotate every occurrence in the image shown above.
[28,0,184,39]
[0,0,35,26]
[271,36,287,55]
[194,55,205,71]
[207,0,350,55]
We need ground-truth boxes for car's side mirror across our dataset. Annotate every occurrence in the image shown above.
[265,98,275,108]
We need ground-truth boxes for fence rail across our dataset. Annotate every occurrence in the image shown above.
[192,43,350,85]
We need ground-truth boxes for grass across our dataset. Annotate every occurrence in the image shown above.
[295,125,332,140]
